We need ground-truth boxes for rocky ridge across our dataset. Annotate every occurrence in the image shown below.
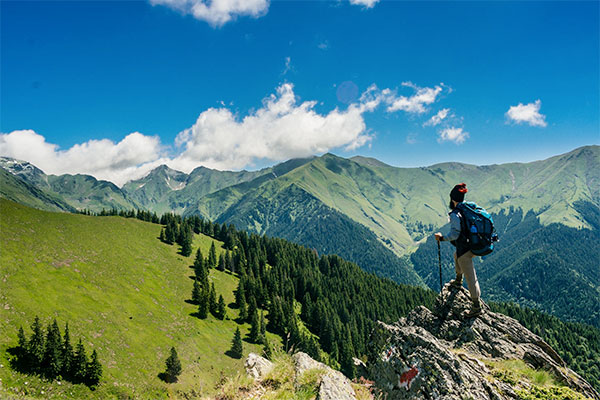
[367,284,599,399]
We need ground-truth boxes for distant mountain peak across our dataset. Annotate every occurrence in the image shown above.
[350,155,391,168]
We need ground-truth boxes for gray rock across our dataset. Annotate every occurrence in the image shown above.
[367,283,600,400]
[244,352,274,380]
[292,352,357,400]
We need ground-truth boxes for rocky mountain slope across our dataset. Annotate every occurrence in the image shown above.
[0,157,138,212]
[367,284,599,399]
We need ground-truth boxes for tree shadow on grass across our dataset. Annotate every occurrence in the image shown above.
[158,372,178,383]
[224,350,242,359]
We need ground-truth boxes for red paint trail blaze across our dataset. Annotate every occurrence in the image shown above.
[399,366,420,389]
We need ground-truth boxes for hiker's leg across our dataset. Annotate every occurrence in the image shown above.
[452,252,463,285]
[458,251,480,301]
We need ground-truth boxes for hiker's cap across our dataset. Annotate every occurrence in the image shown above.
[450,183,468,202]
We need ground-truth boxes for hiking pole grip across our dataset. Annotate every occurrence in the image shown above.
[437,241,442,293]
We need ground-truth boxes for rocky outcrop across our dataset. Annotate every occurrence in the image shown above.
[367,284,599,400]
[244,352,357,400]
[244,352,274,380]
[292,352,356,400]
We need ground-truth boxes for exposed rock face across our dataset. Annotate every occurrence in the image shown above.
[291,352,356,400]
[244,352,274,380]
[367,284,599,400]
[244,352,357,400]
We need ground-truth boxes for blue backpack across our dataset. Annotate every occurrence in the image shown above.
[456,202,498,256]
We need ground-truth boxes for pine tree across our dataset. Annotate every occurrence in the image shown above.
[193,249,206,283]
[225,251,233,273]
[217,253,226,272]
[159,228,166,243]
[85,349,102,388]
[28,316,45,373]
[42,319,62,379]
[164,347,182,383]
[217,295,226,320]
[180,224,193,257]
[260,311,266,340]
[247,296,257,324]
[262,338,273,360]
[208,242,217,269]
[165,221,176,244]
[16,326,28,370]
[61,323,74,380]
[339,327,356,379]
[249,308,260,343]
[191,278,201,304]
[72,339,88,384]
[209,283,217,315]
[230,328,243,359]
[181,237,192,257]
[236,280,248,320]
[197,288,209,319]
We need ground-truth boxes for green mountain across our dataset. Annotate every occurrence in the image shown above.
[0,157,139,213]
[46,174,139,212]
[122,158,314,215]
[0,168,75,212]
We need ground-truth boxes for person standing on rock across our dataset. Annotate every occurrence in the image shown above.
[434,183,482,317]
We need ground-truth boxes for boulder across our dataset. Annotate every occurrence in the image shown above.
[244,352,274,380]
[292,352,356,400]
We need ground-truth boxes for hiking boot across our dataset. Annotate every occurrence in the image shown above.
[449,275,463,289]
[465,299,483,318]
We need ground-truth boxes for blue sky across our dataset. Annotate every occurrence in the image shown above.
[1,0,598,185]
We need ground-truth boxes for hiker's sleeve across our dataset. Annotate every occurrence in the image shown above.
[443,213,461,241]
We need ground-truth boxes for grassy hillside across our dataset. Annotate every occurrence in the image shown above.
[0,199,277,399]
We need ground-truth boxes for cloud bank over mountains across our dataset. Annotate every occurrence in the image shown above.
[1,82,448,186]
[1,80,543,186]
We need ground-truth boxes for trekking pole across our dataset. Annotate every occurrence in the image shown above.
[437,241,442,293]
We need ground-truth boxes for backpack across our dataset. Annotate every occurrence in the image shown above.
[456,202,498,256]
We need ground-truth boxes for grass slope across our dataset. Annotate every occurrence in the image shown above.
[0,199,277,399]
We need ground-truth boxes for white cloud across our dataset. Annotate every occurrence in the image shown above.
[505,99,547,127]
[170,83,373,171]
[318,41,329,50]
[0,130,164,186]
[438,127,469,144]
[150,0,269,27]
[349,0,380,8]
[282,56,292,75]
[1,81,457,186]
[385,82,444,114]
[424,108,450,127]
[0,83,383,186]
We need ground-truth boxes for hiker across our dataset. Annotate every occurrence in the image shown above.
[434,183,482,317]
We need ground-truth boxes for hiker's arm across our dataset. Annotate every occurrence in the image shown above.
[440,213,461,242]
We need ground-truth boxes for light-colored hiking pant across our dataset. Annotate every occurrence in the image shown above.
[454,251,481,302]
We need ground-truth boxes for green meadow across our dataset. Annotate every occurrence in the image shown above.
[0,199,278,399]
